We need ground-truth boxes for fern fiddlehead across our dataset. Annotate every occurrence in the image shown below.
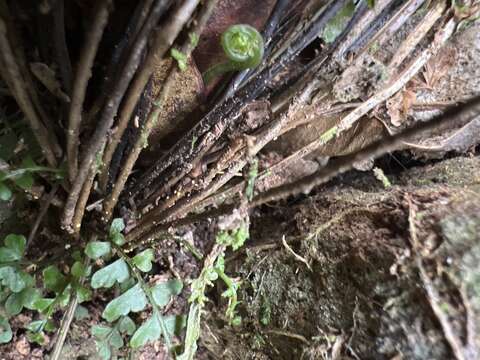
[203,24,264,83]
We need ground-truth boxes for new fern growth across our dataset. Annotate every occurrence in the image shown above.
[203,24,264,83]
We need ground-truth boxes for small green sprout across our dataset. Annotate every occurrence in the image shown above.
[203,24,264,83]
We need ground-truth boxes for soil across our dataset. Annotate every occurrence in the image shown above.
[199,155,480,359]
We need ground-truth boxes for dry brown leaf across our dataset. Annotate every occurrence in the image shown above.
[405,116,480,153]
[30,62,70,102]
[386,91,404,126]
[421,47,456,89]
[386,89,416,127]
[402,89,416,114]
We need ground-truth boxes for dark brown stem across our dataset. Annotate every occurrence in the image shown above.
[71,165,97,235]
[67,0,112,182]
[98,0,191,193]
[96,0,168,190]
[61,0,171,232]
[101,0,213,221]
[52,0,73,95]
[83,0,156,129]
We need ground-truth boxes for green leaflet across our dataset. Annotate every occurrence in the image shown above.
[111,232,125,246]
[132,249,155,273]
[92,325,123,360]
[25,320,45,333]
[216,226,249,251]
[75,285,92,303]
[189,32,199,47]
[171,48,188,72]
[102,283,147,322]
[5,287,41,316]
[26,331,46,345]
[96,341,112,360]
[245,159,258,201]
[91,325,112,340]
[25,319,55,334]
[0,316,12,344]
[0,182,12,201]
[42,265,67,293]
[322,0,356,44]
[85,241,111,260]
[74,305,90,320]
[129,313,186,348]
[14,172,34,190]
[129,315,160,348]
[164,314,187,338]
[32,298,55,312]
[118,316,136,335]
[0,234,26,262]
[176,304,202,360]
[5,292,23,316]
[110,218,126,246]
[57,286,71,307]
[110,218,125,234]
[151,279,183,307]
[71,261,90,278]
[91,259,130,289]
[0,266,26,293]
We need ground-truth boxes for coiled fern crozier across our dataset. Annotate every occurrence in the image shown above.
[203,24,264,83]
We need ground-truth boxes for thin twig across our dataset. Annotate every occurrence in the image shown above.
[0,3,62,153]
[407,197,467,360]
[142,99,357,210]
[347,0,426,57]
[67,0,112,182]
[266,330,310,345]
[419,265,468,360]
[27,184,59,249]
[281,235,312,271]
[71,166,97,235]
[49,258,90,360]
[50,291,78,360]
[198,12,453,209]
[250,95,479,206]
[387,0,446,73]
[101,0,212,221]
[332,0,397,61]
